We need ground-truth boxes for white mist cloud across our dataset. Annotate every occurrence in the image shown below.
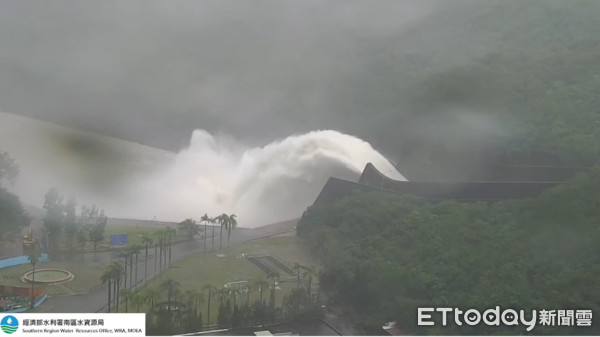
[1,112,405,227]
[136,129,406,226]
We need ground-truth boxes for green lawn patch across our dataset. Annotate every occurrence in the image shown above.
[0,261,104,296]
[114,234,318,326]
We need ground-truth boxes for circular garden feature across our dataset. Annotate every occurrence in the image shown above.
[23,269,74,284]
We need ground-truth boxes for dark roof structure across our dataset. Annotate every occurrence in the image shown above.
[312,162,588,206]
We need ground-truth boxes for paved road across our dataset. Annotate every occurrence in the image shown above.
[42,219,298,313]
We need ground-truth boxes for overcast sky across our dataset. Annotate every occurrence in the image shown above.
[0,0,454,151]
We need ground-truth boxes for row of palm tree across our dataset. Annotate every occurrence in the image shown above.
[198,213,237,251]
[99,254,321,335]
[152,227,177,275]
[100,261,125,313]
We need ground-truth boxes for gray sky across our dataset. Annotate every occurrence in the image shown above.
[0,0,450,151]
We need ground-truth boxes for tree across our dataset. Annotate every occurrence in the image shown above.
[293,263,302,290]
[131,291,145,312]
[226,214,237,248]
[217,214,229,249]
[88,208,107,250]
[111,262,124,312]
[63,197,78,252]
[0,151,19,185]
[210,217,217,250]
[153,230,161,274]
[202,284,217,325]
[0,152,27,240]
[167,227,176,267]
[182,289,203,332]
[142,288,162,311]
[101,266,113,313]
[76,226,87,253]
[0,187,30,240]
[178,218,198,241]
[140,235,153,282]
[200,213,210,253]
[102,261,124,313]
[43,188,64,257]
[268,272,280,320]
[302,266,317,304]
[253,278,269,305]
[217,297,232,328]
[27,245,40,309]
[123,243,142,288]
[121,289,132,313]
[118,249,129,292]
[160,278,181,303]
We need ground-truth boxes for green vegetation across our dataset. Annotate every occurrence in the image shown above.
[329,0,600,178]
[298,168,600,335]
[0,261,104,297]
[0,151,29,240]
[105,235,321,335]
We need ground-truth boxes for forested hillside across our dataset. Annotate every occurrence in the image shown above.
[4,0,600,172]
[298,168,600,334]
[297,2,600,333]
[335,0,600,173]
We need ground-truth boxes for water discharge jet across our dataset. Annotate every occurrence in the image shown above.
[0,112,405,227]
[139,129,406,227]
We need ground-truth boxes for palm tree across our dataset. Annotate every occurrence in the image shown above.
[183,289,204,314]
[217,214,229,249]
[245,285,251,307]
[27,246,40,309]
[160,278,181,303]
[153,232,159,275]
[252,278,269,305]
[210,217,217,250]
[268,272,279,313]
[131,291,144,312]
[121,289,132,313]
[100,266,113,312]
[141,235,153,282]
[302,266,317,303]
[167,227,176,266]
[118,249,129,291]
[142,288,162,311]
[293,263,302,290]
[200,213,210,253]
[108,261,124,312]
[202,284,217,325]
[226,214,237,248]
[131,243,142,287]
[154,230,165,274]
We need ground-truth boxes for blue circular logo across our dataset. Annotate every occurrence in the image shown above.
[0,315,18,334]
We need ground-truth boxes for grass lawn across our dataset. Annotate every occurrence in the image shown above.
[0,260,105,297]
[63,223,183,252]
[115,234,318,325]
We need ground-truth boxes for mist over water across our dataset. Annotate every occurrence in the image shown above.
[137,129,406,227]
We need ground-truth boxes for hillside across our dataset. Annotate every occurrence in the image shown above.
[0,111,174,218]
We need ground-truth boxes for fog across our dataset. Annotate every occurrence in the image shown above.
[0,0,453,151]
[1,112,404,226]
[0,0,513,224]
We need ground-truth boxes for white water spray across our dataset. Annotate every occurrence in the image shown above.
[136,129,405,226]
[0,112,405,227]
